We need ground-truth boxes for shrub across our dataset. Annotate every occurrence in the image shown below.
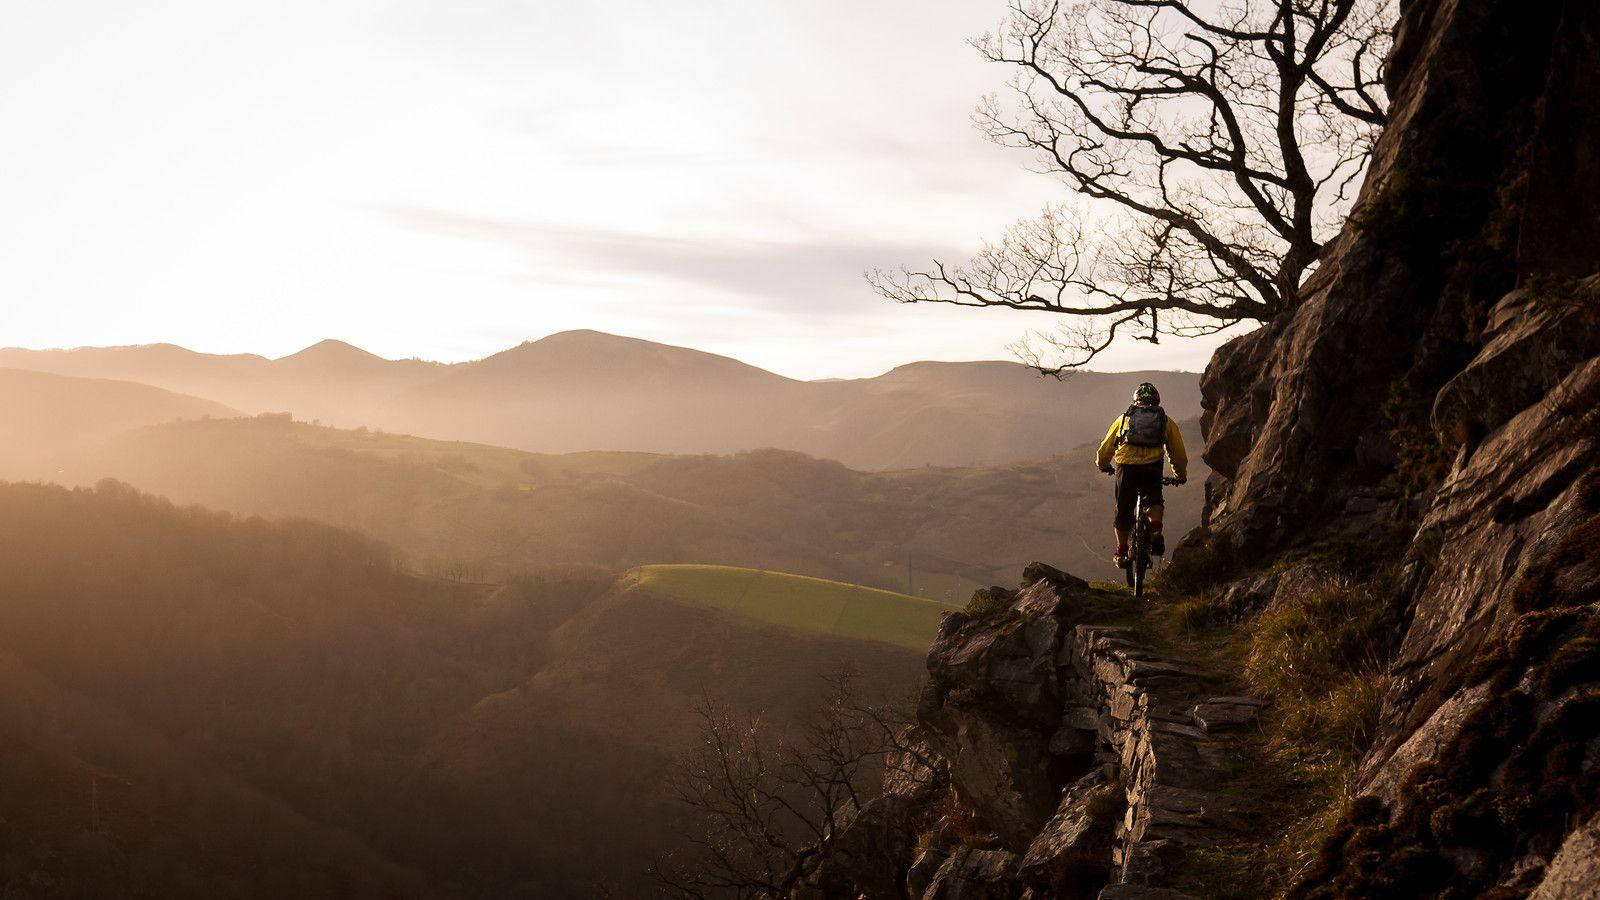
[1380,384,1454,506]
[963,587,1012,620]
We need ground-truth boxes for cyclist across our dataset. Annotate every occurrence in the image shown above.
[1095,382,1187,569]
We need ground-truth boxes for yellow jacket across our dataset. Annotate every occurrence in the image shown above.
[1095,411,1188,478]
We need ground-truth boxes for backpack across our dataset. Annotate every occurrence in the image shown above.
[1119,404,1167,448]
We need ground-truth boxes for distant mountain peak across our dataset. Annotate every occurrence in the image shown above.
[467,330,794,384]
[537,329,619,341]
[518,329,682,352]
[278,339,384,363]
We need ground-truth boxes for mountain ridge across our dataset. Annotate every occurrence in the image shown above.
[1,330,1194,382]
[0,332,1202,468]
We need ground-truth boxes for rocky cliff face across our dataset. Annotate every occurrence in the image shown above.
[791,1,1598,897]
[1191,0,1600,895]
[1195,0,1599,558]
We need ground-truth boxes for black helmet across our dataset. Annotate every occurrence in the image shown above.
[1133,382,1160,405]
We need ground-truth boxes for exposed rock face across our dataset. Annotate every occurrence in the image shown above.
[1295,351,1600,898]
[1018,770,1119,887]
[917,584,1076,847]
[813,574,1246,899]
[1189,0,1600,895]
[1199,0,1598,554]
[1530,812,1600,900]
[921,848,1022,900]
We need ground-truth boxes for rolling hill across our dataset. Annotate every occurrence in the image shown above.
[623,564,955,650]
[0,367,235,470]
[400,560,931,897]
[0,340,440,430]
[0,650,424,899]
[0,331,1199,468]
[30,414,1208,590]
[0,480,933,897]
[0,340,1203,897]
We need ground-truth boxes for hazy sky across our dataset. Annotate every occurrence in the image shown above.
[1,0,1245,379]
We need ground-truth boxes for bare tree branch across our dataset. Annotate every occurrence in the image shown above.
[871,0,1394,371]
[651,666,922,899]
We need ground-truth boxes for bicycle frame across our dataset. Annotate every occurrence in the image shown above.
[1126,493,1152,598]
[1124,475,1179,600]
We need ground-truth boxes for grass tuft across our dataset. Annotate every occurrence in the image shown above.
[1162,569,1402,897]
[1243,574,1397,753]
[1173,592,1230,634]
[1085,778,1127,823]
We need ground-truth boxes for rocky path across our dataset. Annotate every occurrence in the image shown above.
[806,565,1267,899]
[1054,623,1263,890]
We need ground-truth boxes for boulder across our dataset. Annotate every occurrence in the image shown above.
[807,795,921,900]
[921,848,1024,900]
[1211,572,1281,618]
[1022,562,1089,593]
[924,712,1061,849]
[1019,772,1120,895]
[919,579,1093,845]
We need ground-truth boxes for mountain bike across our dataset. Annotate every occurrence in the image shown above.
[1124,476,1181,600]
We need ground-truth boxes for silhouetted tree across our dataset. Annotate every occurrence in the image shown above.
[652,667,925,899]
[872,0,1393,371]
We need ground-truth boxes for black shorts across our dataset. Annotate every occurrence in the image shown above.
[1113,462,1165,530]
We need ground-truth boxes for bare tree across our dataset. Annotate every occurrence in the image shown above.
[871,0,1394,372]
[651,667,927,899]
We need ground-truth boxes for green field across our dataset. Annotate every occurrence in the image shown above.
[624,564,958,650]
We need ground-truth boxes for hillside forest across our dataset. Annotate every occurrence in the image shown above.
[0,337,1200,896]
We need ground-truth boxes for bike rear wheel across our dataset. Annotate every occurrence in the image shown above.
[1127,520,1146,594]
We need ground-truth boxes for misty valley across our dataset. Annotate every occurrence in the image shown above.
[0,337,1201,896]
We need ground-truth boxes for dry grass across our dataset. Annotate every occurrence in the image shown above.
[1181,751,1361,898]
[1243,574,1395,753]
[1157,571,1400,897]
[1172,592,1231,633]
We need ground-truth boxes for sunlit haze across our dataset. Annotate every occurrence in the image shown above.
[1,1,1245,377]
